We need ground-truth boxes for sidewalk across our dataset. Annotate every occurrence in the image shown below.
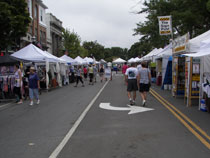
[151,84,210,136]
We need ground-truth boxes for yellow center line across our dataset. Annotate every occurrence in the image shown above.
[150,90,210,150]
[150,88,210,142]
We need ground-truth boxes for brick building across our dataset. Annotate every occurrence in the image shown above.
[21,0,48,50]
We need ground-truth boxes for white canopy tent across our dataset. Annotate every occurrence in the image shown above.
[60,55,78,65]
[44,51,67,63]
[128,58,135,63]
[112,58,126,64]
[11,44,56,62]
[142,48,163,62]
[74,56,88,65]
[84,57,94,63]
[156,44,172,58]
[188,30,210,53]
[100,59,107,63]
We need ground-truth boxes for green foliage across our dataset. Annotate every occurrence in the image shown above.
[0,0,30,51]
[207,0,210,12]
[103,47,128,61]
[132,0,210,56]
[128,38,152,59]
[82,41,105,60]
[62,29,81,58]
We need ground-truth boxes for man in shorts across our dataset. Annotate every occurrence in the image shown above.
[125,63,138,105]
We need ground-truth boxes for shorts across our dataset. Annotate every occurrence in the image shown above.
[139,83,150,92]
[99,72,104,77]
[127,79,138,92]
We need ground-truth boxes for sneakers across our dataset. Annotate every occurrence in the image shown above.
[142,100,146,107]
[17,101,23,104]
[37,99,40,105]
[129,98,133,105]
[29,101,33,106]
[129,99,136,105]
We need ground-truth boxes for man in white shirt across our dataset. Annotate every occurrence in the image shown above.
[125,63,138,105]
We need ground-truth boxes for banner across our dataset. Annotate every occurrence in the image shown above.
[172,33,189,54]
[158,16,172,35]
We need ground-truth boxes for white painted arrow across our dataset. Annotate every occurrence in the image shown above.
[99,103,154,115]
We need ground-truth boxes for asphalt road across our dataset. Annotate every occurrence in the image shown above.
[0,74,210,158]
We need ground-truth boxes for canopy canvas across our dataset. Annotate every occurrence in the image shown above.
[60,55,78,65]
[74,56,88,65]
[184,37,210,57]
[112,58,126,64]
[188,30,210,53]
[156,43,172,58]
[11,44,56,62]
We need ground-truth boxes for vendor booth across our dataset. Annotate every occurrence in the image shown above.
[172,33,190,98]
[184,35,210,112]
[156,44,173,89]
[11,44,65,90]
[0,54,19,100]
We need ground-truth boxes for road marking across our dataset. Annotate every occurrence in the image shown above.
[0,102,13,109]
[151,89,210,142]
[49,81,109,158]
[99,103,154,114]
[150,89,210,150]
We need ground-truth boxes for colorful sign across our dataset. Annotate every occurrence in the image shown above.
[158,16,172,35]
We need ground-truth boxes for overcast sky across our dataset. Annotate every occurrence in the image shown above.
[42,0,146,49]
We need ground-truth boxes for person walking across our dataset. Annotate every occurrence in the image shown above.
[14,65,23,104]
[74,66,85,87]
[137,62,151,107]
[125,63,138,105]
[88,64,94,85]
[122,62,128,84]
[83,66,88,81]
[28,67,40,106]
[99,64,104,82]
[104,64,112,81]
[93,64,98,83]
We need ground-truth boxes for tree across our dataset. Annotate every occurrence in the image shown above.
[82,41,105,60]
[134,0,210,51]
[62,29,82,58]
[0,0,30,52]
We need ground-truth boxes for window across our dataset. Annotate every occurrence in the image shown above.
[35,28,38,40]
[34,5,38,18]
[40,10,43,22]
[27,0,32,17]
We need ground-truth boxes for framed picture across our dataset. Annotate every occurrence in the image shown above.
[193,64,200,74]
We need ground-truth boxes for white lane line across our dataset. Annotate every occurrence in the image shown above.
[0,102,13,109]
[49,81,109,158]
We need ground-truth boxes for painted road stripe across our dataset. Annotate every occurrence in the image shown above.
[49,81,109,158]
[150,88,210,142]
[0,102,13,109]
[150,90,210,150]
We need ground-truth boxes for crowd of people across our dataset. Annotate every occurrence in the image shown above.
[123,62,151,107]
[72,63,112,87]
[12,61,150,107]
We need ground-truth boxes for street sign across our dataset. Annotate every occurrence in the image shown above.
[99,103,154,115]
